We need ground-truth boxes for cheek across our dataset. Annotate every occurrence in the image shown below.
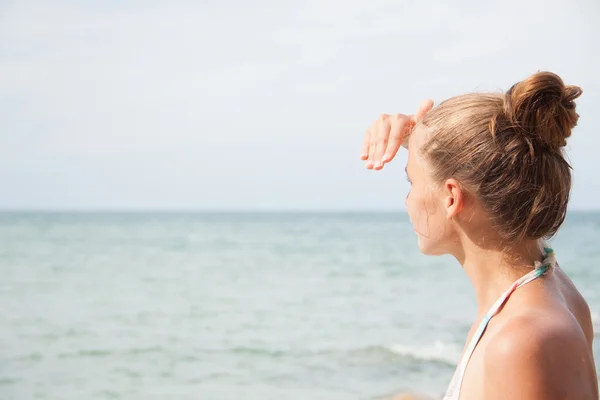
[406,187,429,232]
[407,186,447,244]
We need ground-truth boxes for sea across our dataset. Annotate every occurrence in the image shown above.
[1,211,599,400]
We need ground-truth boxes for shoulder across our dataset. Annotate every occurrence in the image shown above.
[554,266,595,345]
[487,311,579,360]
[483,311,590,399]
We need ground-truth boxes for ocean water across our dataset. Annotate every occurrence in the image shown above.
[1,211,599,400]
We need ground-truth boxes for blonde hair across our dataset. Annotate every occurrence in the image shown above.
[421,71,582,242]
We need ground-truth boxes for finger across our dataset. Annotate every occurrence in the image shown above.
[413,99,434,123]
[367,119,382,169]
[382,114,410,164]
[373,114,390,169]
[360,127,371,160]
[364,122,377,168]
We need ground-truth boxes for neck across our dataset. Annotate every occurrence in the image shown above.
[454,238,547,316]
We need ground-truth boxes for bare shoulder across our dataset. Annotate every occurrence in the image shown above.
[488,309,585,358]
[483,310,596,400]
[554,266,595,345]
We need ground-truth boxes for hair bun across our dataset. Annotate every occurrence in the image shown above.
[504,71,582,150]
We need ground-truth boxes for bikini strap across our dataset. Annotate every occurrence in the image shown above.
[444,247,556,399]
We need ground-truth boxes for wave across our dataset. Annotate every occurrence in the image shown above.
[223,340,461,366]
[386,340,461,366]
[58,349,114,358]
[592,310,599,337]
[12,352,43,362]
[57,346,165,359]
[230,347,288,358]
[371,393,436,400]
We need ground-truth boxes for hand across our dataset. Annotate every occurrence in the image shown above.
[360,99,434,170]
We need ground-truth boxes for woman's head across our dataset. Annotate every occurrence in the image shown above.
[405,72,582,255]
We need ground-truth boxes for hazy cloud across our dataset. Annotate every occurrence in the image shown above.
[1,0,599,209]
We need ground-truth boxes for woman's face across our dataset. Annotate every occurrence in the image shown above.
[405,125,456,255]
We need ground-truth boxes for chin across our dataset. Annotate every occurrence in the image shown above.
[418,243,436,256]
[416,235,445,256]
[416,236,432,255]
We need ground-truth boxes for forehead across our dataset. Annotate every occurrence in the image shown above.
[407,124,433,165]
[408,124,431,150]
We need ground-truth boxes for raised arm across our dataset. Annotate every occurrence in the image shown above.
[360,99,433,170]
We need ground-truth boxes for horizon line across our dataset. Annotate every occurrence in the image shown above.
[0,208,598,213]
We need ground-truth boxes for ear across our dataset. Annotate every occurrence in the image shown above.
[443,178,464,219]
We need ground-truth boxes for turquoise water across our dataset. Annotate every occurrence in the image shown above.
[1,212,598,400]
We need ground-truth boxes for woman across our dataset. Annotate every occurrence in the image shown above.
[361,71,598,399]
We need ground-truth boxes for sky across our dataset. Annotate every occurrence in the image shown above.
[1,0,599,211]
